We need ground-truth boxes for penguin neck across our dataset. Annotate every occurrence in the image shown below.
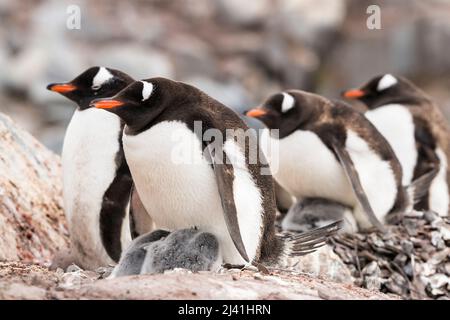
[364,93,429,109]
[121,107,166,136]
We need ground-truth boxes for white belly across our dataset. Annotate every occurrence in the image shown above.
[261,128,397,228]
[262,129,355,205]
[62,108,131,268]
[123,121,263,264]
[365,104,417,186]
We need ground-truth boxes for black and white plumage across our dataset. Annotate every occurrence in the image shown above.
[91,77,340,268]
[245,89,420,232]
[47,67,150,270]
[343,74,450,217]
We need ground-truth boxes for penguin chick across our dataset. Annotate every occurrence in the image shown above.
[47,67,151,270]
[343,74,450,216]
[246,89,412,232]
[282,198,357,234]
[91,78,341,268]
[111,228,220,276]
[141,228,222,275]
[110,229,170,277]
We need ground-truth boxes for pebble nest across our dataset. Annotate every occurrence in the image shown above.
[330,211,450,299]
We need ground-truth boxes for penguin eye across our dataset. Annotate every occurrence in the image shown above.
[92,85,101,91]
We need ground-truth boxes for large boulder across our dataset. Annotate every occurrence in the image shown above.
[0,112,68,262]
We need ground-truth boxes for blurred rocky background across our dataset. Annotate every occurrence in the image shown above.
[1,0,450,153]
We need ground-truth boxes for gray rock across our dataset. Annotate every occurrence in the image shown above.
[215,0,270,26]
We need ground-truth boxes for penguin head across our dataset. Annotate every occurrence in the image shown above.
[244,90,323,137]
[90,77,179,132]
[342,74,424,109]
[47,66,134,110]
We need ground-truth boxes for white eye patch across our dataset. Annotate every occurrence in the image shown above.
[92,67,113,90]
[377,74,398,91]
[141,81,154,101]
[281,92,295,113]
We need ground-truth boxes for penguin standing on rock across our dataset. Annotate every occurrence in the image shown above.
[245,90,429,232]
[91,77,340,268]
[47,67,151,270]
[343,74,450,216]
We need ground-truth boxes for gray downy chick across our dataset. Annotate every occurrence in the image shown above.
[111,228,221,277]
[282,198,357,233]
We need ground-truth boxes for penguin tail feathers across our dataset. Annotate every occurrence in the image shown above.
[405,168,439,209]
[279,220,342,257]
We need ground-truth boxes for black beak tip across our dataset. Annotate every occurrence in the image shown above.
[46,83,55,91]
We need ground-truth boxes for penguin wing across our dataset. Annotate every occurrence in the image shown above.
[409,167,439,205]
[330,140,387,232]
[129,185,153,239]
[281,221,341,256]
[206,144,250,262]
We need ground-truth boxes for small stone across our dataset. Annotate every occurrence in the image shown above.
[403,219,418,236]
[362,261,380,276]
[404,262,414,277]
[430,231,445,250]
[66,264,82,273]
[428,274,449,289]
[444,263,450,276]
[424,211,439,224]
[401,240,414,255]
[253,273,264,280]
[393,254,408,266]
[384,272,408,296]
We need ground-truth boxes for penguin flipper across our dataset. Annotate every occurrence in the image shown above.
[206,144,250,263]
[330,141,387,232]
[408,167,439,205]
[281,221,341,256]
[129,185,153,239]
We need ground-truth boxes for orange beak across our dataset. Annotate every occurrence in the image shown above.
[245,108,267,118]
[343,89,366,99]
[47,83,77,93]
[91,99,124,109]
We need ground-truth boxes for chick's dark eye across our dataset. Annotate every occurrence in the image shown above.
[92,85,101,90]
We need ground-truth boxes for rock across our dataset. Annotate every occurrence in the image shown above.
[424,210,440,223]
[431,231,446,250]
[278,0,346,48]
[0,282,47,300]
[362,261,382,291]
[0,112,68,262]
[284,245,354,284]
[90,45,174,80]
[215,0,270,26]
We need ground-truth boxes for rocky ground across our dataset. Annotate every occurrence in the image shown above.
[0,261,395,300]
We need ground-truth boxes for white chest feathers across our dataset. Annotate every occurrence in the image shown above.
[123,121,263,264]
[62,108,127,268]
[365,104,417,186]
[262,128,398,228]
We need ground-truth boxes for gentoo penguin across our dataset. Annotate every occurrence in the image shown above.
[47,67,151,270]
[91,77,340,267]
[245,90,415,232]
[111,228,221,277]
[343,74,450,216]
